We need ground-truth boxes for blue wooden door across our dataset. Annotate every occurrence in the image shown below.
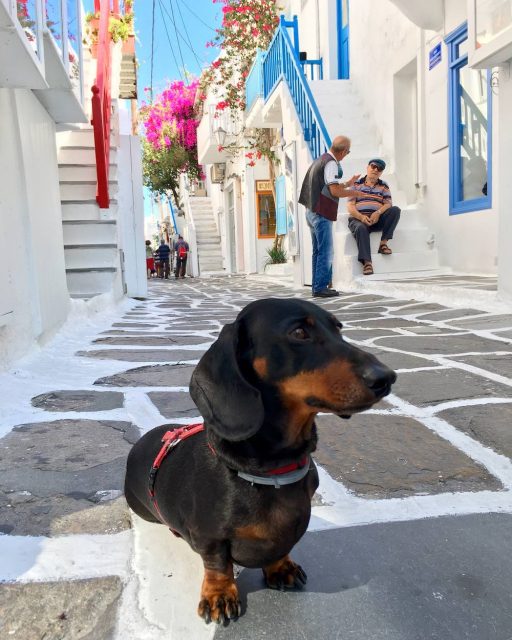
[338,0,350,79]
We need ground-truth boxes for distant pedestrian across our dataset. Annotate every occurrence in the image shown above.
[156,238,171,279]
[145,240,156,278]
[299,135,359,298]
[174,235,189,279]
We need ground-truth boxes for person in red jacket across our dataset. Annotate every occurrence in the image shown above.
[174,235,189,279]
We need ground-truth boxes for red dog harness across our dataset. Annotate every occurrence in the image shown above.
[148,423,205,524]
[148,423,312,522]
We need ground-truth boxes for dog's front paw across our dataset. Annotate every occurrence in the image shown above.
[263,556,307,590]
[198,572,241,624]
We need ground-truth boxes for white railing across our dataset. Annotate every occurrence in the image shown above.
[2,0,84,103]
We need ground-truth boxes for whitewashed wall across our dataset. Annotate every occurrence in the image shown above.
[0,88,70,369]
[496,69,512,300]
[117,134,147,297]
[284,0,339,80]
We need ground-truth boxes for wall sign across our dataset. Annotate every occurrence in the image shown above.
[429,43,442,70]
[256,180,272,191]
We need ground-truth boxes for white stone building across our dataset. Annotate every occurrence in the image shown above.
[0,0,145,368]
[195,0,512,302]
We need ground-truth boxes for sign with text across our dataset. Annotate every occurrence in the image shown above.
[429,43,442,70]
[256,180,272,192]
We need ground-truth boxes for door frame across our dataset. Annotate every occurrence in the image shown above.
[336,0,350,79]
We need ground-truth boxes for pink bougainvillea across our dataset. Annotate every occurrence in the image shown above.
[140,80,201,152]
[200,0,280,113]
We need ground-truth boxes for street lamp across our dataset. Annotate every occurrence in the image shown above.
[214,126,227,147]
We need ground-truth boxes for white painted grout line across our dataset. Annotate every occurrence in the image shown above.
[123,390,171,434]
[0,531,132,582]
[310,463,512,531]
[127,515,214,640]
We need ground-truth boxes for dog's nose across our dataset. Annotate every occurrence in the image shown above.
[361,363,397,397]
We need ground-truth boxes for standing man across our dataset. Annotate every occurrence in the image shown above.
[156,238,171,279]
[299,136,359,298]
[174,235,189,279]
[347,158,401,276]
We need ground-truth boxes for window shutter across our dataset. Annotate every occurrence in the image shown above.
[275,175,287,235]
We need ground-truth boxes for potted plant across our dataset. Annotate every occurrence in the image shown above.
[84,10,134,57]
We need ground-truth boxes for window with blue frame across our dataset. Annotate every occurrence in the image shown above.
[446,23,492,214]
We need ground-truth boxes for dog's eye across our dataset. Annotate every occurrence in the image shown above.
[290,327,309,340]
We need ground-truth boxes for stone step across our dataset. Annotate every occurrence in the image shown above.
[61,201,118,221]
[195,220,217,226]
[196,231,219,239]
[59,164,118,181]
[64,245,118,269]
[199,253,222,262]
[59,148,117,164]
[60,181,118,201]
[336,227,436,255]
[197,239,222,247]
[66,268,118,296]
[335,248,441,280]
[57,128,95,147]
[199,262,224,271]
[199,253,223,261]
[62,220,117,245]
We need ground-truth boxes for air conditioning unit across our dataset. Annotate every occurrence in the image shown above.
[211,163,226,183]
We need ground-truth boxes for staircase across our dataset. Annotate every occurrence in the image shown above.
[57,127,123,299]
[188,197,224,274]
[119,50,137,100]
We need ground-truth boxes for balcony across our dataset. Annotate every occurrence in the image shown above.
[0,0,47,88]
[245,50,267,128]
[469,0,512,68]
[244,48,287,129]
[387,0,443,30]
[1,0,87,123]
[197,104,241,165]
[33,0,87,123]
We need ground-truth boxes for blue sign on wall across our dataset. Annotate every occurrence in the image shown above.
[429,43,442,70]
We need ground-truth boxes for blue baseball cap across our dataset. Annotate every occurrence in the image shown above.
[368,158,386,170]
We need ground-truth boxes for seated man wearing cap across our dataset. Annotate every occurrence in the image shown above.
[347,158,401,275]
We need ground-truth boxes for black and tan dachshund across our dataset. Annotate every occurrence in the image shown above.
[124,297,396,623]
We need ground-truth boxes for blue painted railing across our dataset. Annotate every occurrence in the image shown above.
[300,59,323,81]
[262,16,331,159]
[245,50,265,112]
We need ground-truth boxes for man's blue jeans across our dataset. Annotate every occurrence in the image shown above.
[306,209,333,293]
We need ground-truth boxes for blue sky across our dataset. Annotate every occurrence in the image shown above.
[134,0,223,102]
[84,1,223,96]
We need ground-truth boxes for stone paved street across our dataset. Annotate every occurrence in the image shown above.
[1,276,512,639]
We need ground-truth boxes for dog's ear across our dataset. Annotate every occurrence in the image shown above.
[189,321,264,441]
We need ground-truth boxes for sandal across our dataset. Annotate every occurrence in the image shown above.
[362,263,374,276]
[378,243,392,255]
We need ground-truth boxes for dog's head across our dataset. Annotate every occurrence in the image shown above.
[190,298,396,443]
